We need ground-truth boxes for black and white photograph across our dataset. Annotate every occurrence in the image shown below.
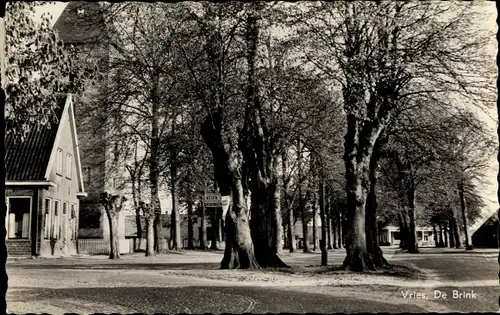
[3,1,498,313]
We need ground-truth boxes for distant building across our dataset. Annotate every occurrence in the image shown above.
[53,2,115,235]
[472,212,498,248]
[379,225,435,247]
[5,95,87,257]
[53,2,173,236]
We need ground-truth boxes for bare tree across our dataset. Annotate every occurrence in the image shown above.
[294,2,494,270]
[100,192,127,259]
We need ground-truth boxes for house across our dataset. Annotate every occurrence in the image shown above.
[379,225,435,247]
[472,212,498,248]
[5,94,87,257]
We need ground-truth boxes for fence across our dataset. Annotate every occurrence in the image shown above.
[131,238,223,251]
[78,238,134,255]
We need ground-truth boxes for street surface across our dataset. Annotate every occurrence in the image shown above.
[6,247,499,313]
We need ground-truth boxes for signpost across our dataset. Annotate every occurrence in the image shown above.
[202,189,230,248]
[203,192,223,208]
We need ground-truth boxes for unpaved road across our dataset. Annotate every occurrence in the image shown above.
[6,248,498,313]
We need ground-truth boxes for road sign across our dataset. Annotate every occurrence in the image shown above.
[204,192,230,208]
[204,192,222,207]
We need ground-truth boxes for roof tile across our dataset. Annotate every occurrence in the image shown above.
[5,97,66,181]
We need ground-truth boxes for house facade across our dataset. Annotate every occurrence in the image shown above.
[5,95,87,257]
[379,225,436,247]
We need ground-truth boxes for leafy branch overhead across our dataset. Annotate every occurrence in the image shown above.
[5,2,98,141]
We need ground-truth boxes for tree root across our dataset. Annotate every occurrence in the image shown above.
[341,248,377,272]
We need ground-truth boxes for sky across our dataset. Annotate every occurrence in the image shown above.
[34,2,499,228]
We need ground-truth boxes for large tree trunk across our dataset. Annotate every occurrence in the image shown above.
[201,109,259,268]
[319,172,327,266]
[187,187,195,250]
[198,13,258,267]
[199,203,207,249]
[131,179,143,252]
[221,178,259,269]
[458,184,473,250]
[448,218,455,248]
[399,210,411,250]
[432,224,438,247]
[438,223,445,247]
[443,222,449,247]
[135,210,142,251]
[331,211,338,249]
[150,167,163,254]
[240,12,287,268]
[310,156,318,251]
[150,68,164,254]
[276,160,284,255]
[452,215,462,249]
[406,184,419,253]
[219,208,225,243]
[397,212,405,249]
[106,211,120,259]
[210,208,219,250]
[365,150,389,268]
[146,214,155,257]
[282,151,295,252]
[153,213,162,253]
[326,191,334,249]
[296,141,310,253]
[282,151,296,252]
[312,189,318,251]
[170,178,181,251]
[300,201,310,252]
[341,109,388,271]
[249,170,288,268]
[288,209,295,251]
[337,207,343,249]
[341,116,377,270]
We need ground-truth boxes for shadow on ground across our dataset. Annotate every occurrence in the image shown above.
[8,285,426,313]
[260,262,425,280]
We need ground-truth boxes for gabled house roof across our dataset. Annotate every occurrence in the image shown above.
[5,94,86,196]
[5,97,65,182]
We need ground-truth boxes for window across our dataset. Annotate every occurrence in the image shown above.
[66,153,72,179]
[53,200,60,239]
[7,197,31,239]
[43,198,52,239]
[56,148,63,175]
